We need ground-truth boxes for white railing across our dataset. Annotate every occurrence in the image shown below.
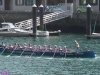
[14,3,73,30]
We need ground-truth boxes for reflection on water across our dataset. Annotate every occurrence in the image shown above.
[0,34,100,75]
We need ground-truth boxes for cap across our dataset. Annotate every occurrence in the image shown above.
[24,43,27,45]
[59,46,61,48]
[44,45,46,47]
[54,45,57,47]
[74,40,77,42]
[64,46,66,48]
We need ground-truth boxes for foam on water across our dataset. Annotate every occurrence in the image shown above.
[46,57,54,60]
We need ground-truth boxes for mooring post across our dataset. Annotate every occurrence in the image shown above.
[32,4,37,37]
[39,5,44,31]
[86,4,91,39]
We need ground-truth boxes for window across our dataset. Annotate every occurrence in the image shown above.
[67,0,73,3]
[79,0,98,5]
[90,0,97,5]
[25,0,33,5]
[47,0,65,5]
[58,0,65,3]
[0,0,2,5]
[80,0,86,5]
[47,0,55,5]
[15,0,24,5]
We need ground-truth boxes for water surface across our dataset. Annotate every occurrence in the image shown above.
[0,34,100,75]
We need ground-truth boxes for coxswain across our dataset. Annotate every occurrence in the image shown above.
[74,40,80,52]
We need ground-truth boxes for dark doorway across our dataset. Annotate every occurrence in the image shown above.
[5,0,11,10]
[67,0,73,3]
[36,0,42,7]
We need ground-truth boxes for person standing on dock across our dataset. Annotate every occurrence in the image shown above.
[74,40,80,52]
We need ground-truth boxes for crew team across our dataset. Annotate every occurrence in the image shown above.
[1,40,80,53]
[1,42,68,53]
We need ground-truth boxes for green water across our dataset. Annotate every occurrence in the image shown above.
[0,34,100,75]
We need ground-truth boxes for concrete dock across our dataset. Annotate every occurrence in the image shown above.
[0,31,49,37]
[87,33,100,39]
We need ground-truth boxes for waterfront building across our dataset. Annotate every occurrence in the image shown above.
[0,0,99,12]
[74,0,100,12]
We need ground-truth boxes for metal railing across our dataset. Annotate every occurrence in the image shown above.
[14,3,73,30]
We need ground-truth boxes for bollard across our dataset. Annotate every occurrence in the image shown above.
[32,4,37,37]
[86,4,91,39]
[39,5,44,31]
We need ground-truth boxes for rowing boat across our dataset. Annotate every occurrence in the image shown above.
[0,47,95,58]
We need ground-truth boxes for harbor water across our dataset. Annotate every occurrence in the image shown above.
[0,33,100,75]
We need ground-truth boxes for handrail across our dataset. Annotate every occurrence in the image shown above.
[14,3,73,30]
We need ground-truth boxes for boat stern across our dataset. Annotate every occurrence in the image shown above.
[83,50,95,58]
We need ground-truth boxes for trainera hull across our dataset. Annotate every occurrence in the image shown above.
[0,48,95,58]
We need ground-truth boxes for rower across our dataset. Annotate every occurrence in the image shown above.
[1,42,6,48]
[63,46,67,53]
[37,45,41,52]
[33,45,37,52]
[43,45,47,50]
[13,43,17,49]
[41,45,47,52]
[47,45,52,51]
[23,43,27,48]
[22,43,27,51]
[28,44,32,51]
[16,44,21,50]
[58,46,62,52]
[8,44,13,50]
[53,45,58,52]
[2,42,5,46]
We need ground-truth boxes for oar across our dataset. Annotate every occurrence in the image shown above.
[19,48,27,57]
[40,50,45,57]
[40,44,46,57]
[52,51,56,58]
[29,49,34,57]
[64,51,66,58]
[0,47,6,55]
[7,47,17,57]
